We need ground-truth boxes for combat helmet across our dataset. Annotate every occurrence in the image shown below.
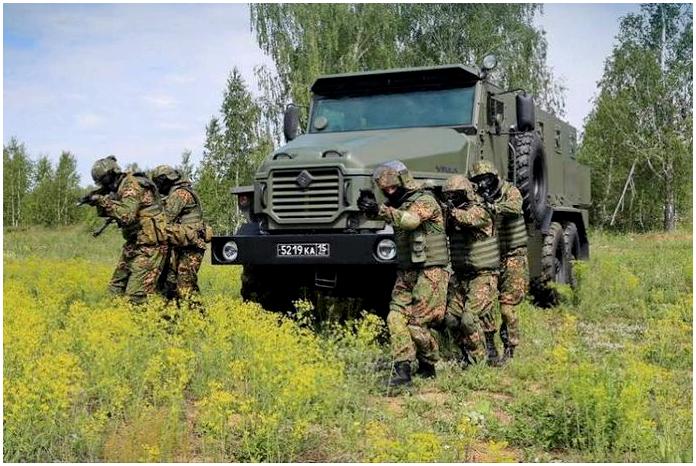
[443,175,477,207]
[443,175,475,196]
[151,165,181,182]
[91,155,121,185]
[470,160,499,179]
[372,160,420,191]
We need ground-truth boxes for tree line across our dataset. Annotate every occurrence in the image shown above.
[3,4,692,233]
[4,138,83,227]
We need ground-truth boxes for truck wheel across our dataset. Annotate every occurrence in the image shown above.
[563,222,580,289]
[532,221,570,307]
[510,131,548,225]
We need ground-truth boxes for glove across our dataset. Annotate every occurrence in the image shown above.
[85,194,103,206]
[358,196,379,216]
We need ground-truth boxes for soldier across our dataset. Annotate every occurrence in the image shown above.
[86,156,169,304]
[442,174,501,367]
[358,160,449,386]
[470,160,528,363]
[151,165,209,301]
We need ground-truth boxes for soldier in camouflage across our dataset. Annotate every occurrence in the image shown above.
[151,165,209,301]
[87,156,169,304]
[443,174,501,367]
[470,160,528,363]
[358,160,449,386]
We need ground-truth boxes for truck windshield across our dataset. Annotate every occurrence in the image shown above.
[310,86,475,133]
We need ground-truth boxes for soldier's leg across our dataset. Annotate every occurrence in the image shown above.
[499,249,528,352]
[445,274,482,365]
[409,267,449,371]
[125,244,168,304]
[386,270,419,365]
[176,247,205,299]
[108,243,135,296]
[466,272,500,365]
[164,248,179,299]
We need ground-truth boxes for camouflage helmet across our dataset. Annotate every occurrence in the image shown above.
[443,174,476,197]
[151,164,181,182]
[91,155,121,184]
[470,160,499,179]
[372,160,419,191]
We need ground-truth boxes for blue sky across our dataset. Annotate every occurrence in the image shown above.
[4,3,640,186]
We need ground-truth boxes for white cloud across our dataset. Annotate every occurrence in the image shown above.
[158,121,189,131]
[75,113,105,129]
[143,94,178,109]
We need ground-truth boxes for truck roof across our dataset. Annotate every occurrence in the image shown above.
[311,64,483,96]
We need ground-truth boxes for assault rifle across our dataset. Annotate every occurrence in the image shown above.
[76,187,115,237]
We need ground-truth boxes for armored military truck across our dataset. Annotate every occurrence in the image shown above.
[211,57,591,312]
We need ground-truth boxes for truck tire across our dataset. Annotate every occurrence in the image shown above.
[532,221,570,307]
[510,131,548,225]
[563,222,580,289]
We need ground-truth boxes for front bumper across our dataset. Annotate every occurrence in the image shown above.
[211,232,397,266]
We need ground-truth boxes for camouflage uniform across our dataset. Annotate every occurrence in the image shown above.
[443,175,499,363]
[162,182,207,298]
[92,158,168,304]
[360,161,449,384]
[151,165,210,301]
[493,181,528,350]
[471,160,528,360]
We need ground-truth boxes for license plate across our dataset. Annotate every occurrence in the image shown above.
[277,243,330,257]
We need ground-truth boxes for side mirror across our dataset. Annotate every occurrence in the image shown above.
[516,92,535,132]
[283,104,300,142]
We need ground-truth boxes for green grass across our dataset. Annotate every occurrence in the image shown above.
[3,226,693,462]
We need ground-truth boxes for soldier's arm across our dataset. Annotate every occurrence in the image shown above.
[163,189,192,223]
[451,204,494,237]
[378,197,437,231]
[97,177,142,225]
[496,185,524,217]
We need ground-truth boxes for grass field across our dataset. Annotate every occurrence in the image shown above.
[3,225,693,462]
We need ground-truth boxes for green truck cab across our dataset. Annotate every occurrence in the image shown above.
[211,59,591,311]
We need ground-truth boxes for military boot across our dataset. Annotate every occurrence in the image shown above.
[458,344,477,369]
[484,331,502,367]
[499,324,514,364]
[414,361,436,379]
[388,361,413,387]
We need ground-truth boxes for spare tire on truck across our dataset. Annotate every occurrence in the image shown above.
[509,131,548,225]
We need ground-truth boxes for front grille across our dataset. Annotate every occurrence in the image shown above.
[270,168,341,221]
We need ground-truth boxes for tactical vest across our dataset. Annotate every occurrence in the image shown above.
[496,214,528,255]
[394,191,449,269]
[165,183,212,248]
[119,173,168,245]
[169,183,204,225]
[449,228,500,273]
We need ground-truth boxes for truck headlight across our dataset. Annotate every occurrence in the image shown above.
[221,241,239,262]
[376,239,397,261]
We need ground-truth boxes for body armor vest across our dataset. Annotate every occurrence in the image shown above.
[496,215,528,255]
[119,173,167,244]
[169,183,203,225]
[394,191,449,269]
[449,228,500,273]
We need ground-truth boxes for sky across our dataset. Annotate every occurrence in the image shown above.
[3,3,641,186]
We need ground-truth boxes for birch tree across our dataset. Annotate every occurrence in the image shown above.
[580,4,692,231]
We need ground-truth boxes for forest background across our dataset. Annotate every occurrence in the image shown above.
[4,4,693,233]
